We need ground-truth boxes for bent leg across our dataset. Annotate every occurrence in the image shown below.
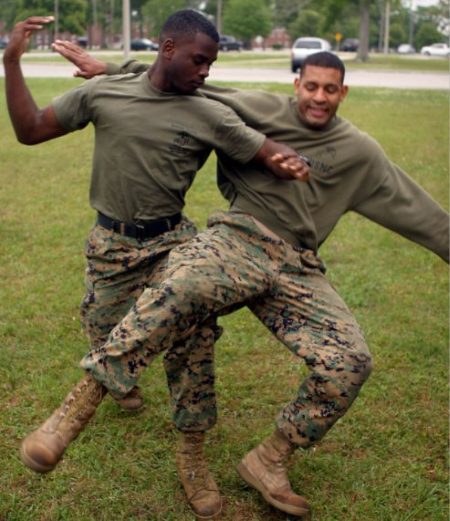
[251,249,372,447]
[81,214,276,397]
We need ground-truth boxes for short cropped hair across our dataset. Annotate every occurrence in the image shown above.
[160,9,219,44]
[301,52,346,83]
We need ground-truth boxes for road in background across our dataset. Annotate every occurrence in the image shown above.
[0,52,448,90]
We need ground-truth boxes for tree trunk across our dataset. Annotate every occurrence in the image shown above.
[357,0,370,62]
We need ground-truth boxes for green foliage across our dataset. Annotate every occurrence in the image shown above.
[0,0,18,30]
[414,21,446,49]
[2,0,447,54]
[389,21,407,48]
[272,0,304,27]
[142,0,188,36]
[141,0,207,36]
[287,9,322,39]
[223,0,271,42]
[12,0,87,34]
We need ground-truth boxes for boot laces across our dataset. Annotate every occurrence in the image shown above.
[178,442,217,496]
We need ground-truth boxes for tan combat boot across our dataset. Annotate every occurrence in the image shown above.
[237,429,310,518]
[20,373,107,473]
[175,432,222,520]
[113,386,144,411]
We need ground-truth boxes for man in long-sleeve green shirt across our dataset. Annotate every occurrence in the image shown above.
[22,48,449,519]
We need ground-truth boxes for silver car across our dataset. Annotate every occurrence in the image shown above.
[291,37,331,73]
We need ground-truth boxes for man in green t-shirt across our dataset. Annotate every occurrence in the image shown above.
[4,11,311,520]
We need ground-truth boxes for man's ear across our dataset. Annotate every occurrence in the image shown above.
[161,38,175,59]
[294,77,300,95]
[339,85,349,102]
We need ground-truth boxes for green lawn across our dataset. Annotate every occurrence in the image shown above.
[0,79,448,521]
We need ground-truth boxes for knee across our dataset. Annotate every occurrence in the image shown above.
[349,347,373,387]
[316,346,373,400]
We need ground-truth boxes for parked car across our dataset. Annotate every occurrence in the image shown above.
[0,38,8,49]
[420,43,449,57]
[219,35,242,51]
[291,37,332,72]
[77,36,88,48]
[397,43,415,54]
[341,38,359,52]
[131,38,159,51]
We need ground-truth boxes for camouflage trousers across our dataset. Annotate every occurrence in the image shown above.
[80,216,219,432]
[81,211,373,447]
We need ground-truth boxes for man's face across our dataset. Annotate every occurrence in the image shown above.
[294,65,348,129]
[163,32,218,94]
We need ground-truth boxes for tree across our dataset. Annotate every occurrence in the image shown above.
[15,0,87,34]
[142,0,206,37]
[272,0,310,27]
[222,0,271,46]
[0,0,18,31]
[388,21,407,48]
[415,20,446,48]
[287,9,322,39]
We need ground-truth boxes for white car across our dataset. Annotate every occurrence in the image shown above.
[291,37,332,73]
[397,43,415,54]
[420,43,450,57]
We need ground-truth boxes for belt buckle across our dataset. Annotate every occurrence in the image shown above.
[135,222,146,241]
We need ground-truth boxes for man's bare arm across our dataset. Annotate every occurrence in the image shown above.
[3,16,67,144]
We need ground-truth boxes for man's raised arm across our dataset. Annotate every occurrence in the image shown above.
[3,16,67,144]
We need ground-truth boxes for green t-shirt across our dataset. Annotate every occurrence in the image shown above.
[105,62,449,261]
[202,85,449,261]
[52,72,265,222]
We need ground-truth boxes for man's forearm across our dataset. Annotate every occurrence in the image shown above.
[253,138,310,182]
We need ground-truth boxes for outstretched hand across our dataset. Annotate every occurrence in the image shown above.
[52,40,107,78]
[3,16,54,64]
[270,152,310,182]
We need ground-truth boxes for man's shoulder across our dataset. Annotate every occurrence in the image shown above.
[335,117,379,146]
[189,91,243,115]
[343,118,388,168]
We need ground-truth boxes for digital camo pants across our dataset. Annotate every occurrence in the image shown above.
[81,211,373,447]
[80,217,219,432]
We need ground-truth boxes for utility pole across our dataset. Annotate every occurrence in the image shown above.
[92,0,98,47]
[383,0,391,54]
[123,0,130,59]
[216,0,222,34]
[408,0,414,46]
[54,0,59,41]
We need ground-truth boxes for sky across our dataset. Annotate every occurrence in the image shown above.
[408,0,440,7]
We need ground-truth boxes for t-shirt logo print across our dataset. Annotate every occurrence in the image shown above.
[310,145,337,175]
[169,131,193,156]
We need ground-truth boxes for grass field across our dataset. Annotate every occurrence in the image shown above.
[0,77,448,521]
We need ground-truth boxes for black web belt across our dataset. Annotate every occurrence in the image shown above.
[97,211,182,240]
